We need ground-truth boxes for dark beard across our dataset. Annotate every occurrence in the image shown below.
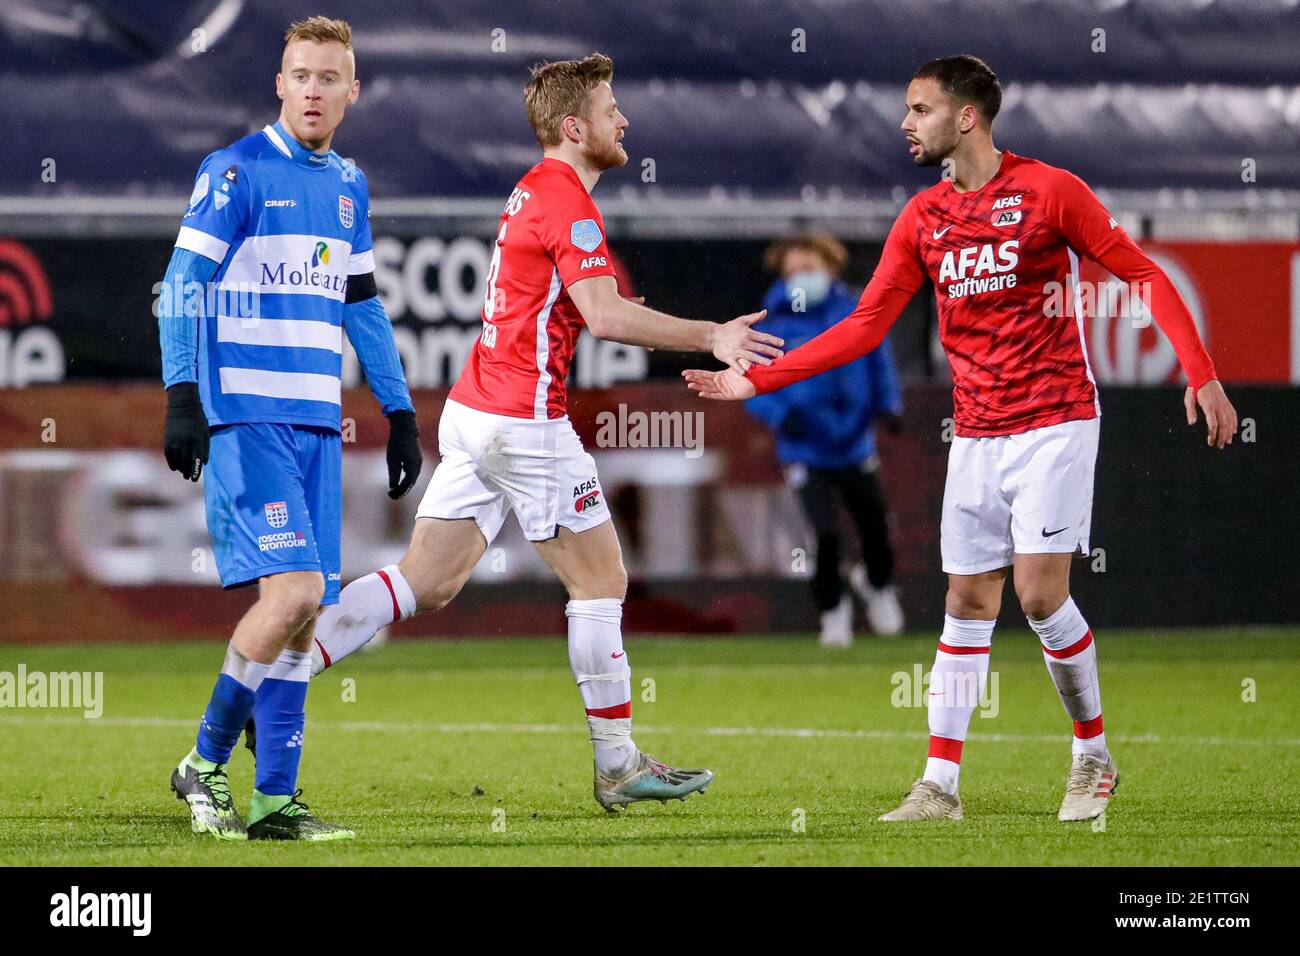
[912,130,960,168]
[914,143,956,168]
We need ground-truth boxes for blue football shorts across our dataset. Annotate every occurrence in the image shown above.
[202,422,343,605]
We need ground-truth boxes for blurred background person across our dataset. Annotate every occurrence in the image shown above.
[746,235,905,646]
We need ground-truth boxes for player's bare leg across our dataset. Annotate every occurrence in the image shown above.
[173,570,323,840]
[308,517,487,673]
[533,521,714,812]
[1014,552,1117,821]
[231,571,324,664]
[881,568,1004,821]
[399,517,490,612]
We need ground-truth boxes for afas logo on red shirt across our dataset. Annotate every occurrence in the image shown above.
[991,194,1023,227]
[938,240,1021,300]
[938,240,1020,283]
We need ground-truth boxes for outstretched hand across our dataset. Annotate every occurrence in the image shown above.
[1184,380,1237,449]
[709,310,783,374]
[682,366,756,401]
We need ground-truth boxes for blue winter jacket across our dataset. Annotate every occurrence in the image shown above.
[744,278,903,469]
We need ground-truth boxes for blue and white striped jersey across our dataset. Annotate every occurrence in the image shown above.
[175,121,374,431]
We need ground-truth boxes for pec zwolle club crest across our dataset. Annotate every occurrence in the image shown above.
[264,501,289,528]
[338,195,354,228]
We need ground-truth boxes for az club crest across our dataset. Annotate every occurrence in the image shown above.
[264,501,289,528]
[338,195,354,229]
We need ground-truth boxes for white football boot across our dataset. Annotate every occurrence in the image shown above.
[818,594,853,648]
[1058,754,1119,821]
[878,779,964,821]
[850,565,905,636]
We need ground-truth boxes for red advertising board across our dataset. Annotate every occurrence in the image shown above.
[1078,242,1298,385]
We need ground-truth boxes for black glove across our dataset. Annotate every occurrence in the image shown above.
[385,410,422,499]
[163,382,210,481]
[779,408,807,440]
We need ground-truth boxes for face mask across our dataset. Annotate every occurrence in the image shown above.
[786,270,831,308]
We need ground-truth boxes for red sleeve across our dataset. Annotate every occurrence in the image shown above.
[747,200,923,395]
[536,187,618,288]
[1045,169,1217,391]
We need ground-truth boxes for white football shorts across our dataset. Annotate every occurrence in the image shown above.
[416,398,610,543]
[940,416,1100,575]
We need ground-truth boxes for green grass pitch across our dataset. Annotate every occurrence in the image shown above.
[1,630,1296,866]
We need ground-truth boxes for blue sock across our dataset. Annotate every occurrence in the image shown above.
[253,649,312,795]
[195,644,272,764]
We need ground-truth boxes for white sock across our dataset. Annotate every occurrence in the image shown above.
[311,565,416,676]
[923,615,994,795]
[1028,597,1109,761]
[221,642,272,692]
[566,598,636,775]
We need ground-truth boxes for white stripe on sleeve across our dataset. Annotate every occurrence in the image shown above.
[175,226,231,263]
[348,250,375,275]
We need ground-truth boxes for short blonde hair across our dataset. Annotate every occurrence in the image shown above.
[524,53,614,148]
[283,16,355,75]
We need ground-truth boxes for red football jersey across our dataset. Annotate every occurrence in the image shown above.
[748,151,1216,437]
[449,158,617,420]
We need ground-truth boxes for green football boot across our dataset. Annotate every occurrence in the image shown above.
[170,749,248,840]
[246,789,355,841]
